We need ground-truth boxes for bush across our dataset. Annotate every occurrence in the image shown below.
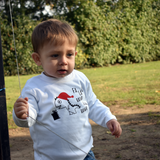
[0,14,89,75]
[1,0,160,75]
[72,1,116,66]
[75,44,88,69]
[69,0,160,66]
[0,14,42,76]
[116,0,160,63]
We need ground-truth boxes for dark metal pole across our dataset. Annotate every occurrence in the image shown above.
[0,24,11,160]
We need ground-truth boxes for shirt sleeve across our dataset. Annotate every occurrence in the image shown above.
[85,78,117,128]
[12,109,29,127]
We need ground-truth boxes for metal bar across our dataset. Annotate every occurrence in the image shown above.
[0,24,11,160]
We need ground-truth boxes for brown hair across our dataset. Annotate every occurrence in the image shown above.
[32,19,78,53]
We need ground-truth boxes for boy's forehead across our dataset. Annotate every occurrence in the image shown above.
[48,39,77,49]
[39,40,76,54]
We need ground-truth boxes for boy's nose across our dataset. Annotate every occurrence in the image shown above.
[59,56,67,65]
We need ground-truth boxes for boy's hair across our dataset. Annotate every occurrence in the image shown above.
[32,19,78,53]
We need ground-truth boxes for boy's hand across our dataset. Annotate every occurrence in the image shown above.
[14,97,29,119]
[106,119,122,138]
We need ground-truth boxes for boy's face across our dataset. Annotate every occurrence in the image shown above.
[32,39,77,78]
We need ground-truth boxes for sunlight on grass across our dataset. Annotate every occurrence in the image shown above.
[80,61,160,107]
[5,61,160,128]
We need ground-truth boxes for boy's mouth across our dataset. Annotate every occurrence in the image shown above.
[58,69,67,74]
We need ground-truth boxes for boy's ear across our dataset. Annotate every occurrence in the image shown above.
[75,51,77,56]
[32,52,41,66]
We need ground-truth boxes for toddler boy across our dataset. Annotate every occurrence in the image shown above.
[13,19,122,160]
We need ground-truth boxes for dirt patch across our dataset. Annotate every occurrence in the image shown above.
[9,105,160,160]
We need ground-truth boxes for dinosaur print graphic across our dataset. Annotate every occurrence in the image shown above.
[51,91,88,120]
[55,92,81,115]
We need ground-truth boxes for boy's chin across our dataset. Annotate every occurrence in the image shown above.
[43,72,56,78]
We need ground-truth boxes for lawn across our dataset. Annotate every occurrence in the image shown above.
[5,61,160,128]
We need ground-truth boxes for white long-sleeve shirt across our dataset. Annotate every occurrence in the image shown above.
[13,70,116,160]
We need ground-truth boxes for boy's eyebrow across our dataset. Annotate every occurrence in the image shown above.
[46,50,61,54]
[67,49,75,52]
[49,49,75,53]
[50,50,61,53]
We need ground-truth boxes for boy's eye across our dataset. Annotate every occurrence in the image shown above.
[67,53,73,57]
[51,54,58,58]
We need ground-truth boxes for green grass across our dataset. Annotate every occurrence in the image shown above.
[5,61,160,128]
[80,61,160,107]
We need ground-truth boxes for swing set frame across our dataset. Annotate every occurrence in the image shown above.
[0,25,11,160]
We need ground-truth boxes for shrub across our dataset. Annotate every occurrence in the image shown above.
[69,0,160,66]
[75,44,88,69]
[0,14,42,76]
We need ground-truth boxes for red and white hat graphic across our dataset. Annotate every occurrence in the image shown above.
[57,92,74,100]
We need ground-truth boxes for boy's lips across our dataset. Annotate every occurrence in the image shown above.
[58,69,67,74]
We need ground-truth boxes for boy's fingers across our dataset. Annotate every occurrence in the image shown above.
[109,122,117,134]
[15,108,28,118]
[109,122,121,137]
[15,105,28,112]
[16,110,26,115]
[107,123,113,133]
[14,98,29,110]
[107,120,122,138]
[14,97,29,119]
[15,99,28,105]
[16,98,28,104]
[113,125,122,138]
[24,97,28,101]
[17,108,28,119]
[15,101,27,107]
[14,104,28,114]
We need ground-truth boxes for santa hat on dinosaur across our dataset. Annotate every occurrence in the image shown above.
[57,92,74,100]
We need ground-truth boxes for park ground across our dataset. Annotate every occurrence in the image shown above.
[9,104,160,160]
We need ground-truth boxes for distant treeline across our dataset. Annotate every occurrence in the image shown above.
[0,0,160,76]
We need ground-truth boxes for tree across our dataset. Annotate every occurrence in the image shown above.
[0,0,52,22]
[0,13,42,76]
[114,0,160,63]
[47,0,87,15]
[67,0,160,66]
[66,1,119,66]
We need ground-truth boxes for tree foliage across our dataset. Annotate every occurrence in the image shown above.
[114,0,160,63]
[0,0,52,21]
[68,0,160,65]
[46,0,87,15]
[0,12,87,75]
[0,14,42,76]
[0,0,160,75]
